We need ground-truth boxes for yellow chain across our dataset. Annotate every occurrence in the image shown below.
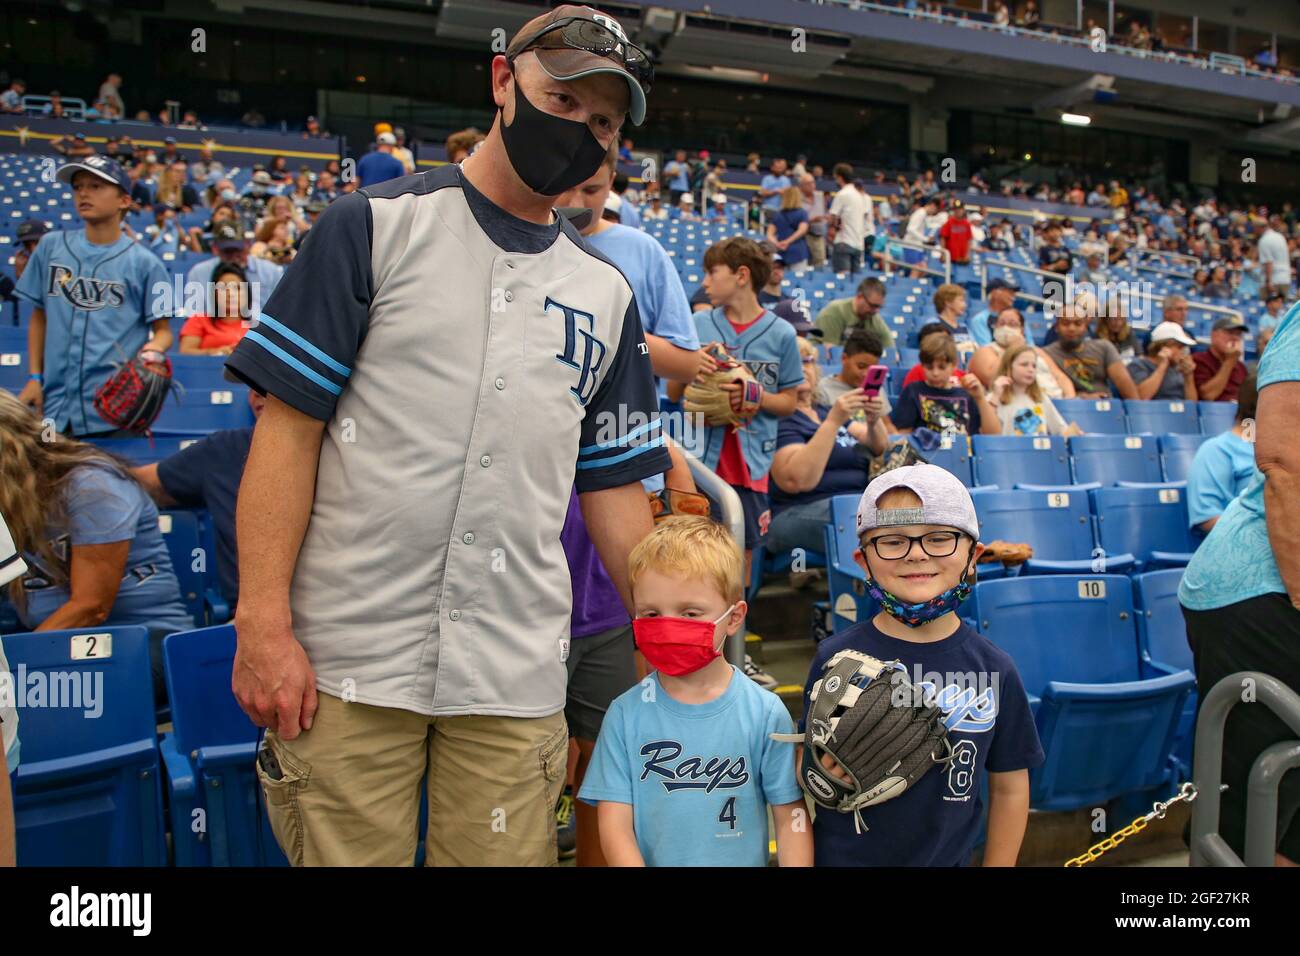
[1064,816,1149,867]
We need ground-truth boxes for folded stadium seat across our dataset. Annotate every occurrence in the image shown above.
[971,435,1071,488]
[0,325,27,352]
[159,509,212,626]
[1068,434,1163,485]
[1054,397,1127,434]
[971,487,1134,574]
[0,348,26,392]
[151,385,255,436]
[969,576,1194,810]
[160,625,288,866]
[5,626,168,865]
[1090,484,1196,570]
[1197,401,1238,435]
[1123,399,1200,435]
[823,494,877,633]
[898,347,920,367]
[1159,433,1209,483]
[1132,569,1196,778]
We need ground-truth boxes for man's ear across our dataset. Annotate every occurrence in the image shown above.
[489,54,514,111]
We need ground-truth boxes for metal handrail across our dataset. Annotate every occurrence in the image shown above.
[1190,671,1300,866]
[882,237,952,285]
[979,256,1069,302]
[1135,247,1201,270]
[680,446,747,668]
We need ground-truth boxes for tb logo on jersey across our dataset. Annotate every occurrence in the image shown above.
[548,296,607,406]
[45,264,126,310]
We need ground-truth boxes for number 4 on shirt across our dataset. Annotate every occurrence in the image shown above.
[719,796,738,830]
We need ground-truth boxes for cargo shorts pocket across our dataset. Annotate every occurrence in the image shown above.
[538,720,568,855]
[255,735,311,867]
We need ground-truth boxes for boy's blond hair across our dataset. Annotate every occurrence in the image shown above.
[628,516,743,604]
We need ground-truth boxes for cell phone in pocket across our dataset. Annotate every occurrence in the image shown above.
[860,364,889,399]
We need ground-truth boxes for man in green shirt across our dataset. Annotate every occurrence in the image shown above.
[814,276,895,348]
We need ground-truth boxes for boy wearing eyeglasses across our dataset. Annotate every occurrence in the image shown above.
[799,464,1043,866]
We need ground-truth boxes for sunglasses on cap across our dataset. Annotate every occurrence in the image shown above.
[647,488,712,524]
[517,16,654,92]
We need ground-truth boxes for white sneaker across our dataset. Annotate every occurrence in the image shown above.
[743,654,778,690]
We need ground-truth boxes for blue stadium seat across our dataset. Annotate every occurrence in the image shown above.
[1132,569,1196,777]
[971,435,1071,488]
[1124,399,1200,435]
[1197,401,1238,435]
[160,625,288,866]
[1068,434,1163,485]
[159,510,209,626]
[86,435,195,465]
[1055,398,1127,433]
[969,576,1194,810]
[5,626,167,865]
[748,542,825,601]
[1090,485,1196,569]
[0,350,26,392]
[1159,433,1209,483]
[824,494,876,632]
[916,433,974,487]
[168,354,238,389]
[972,488,1133,574]
[152,386,255,436]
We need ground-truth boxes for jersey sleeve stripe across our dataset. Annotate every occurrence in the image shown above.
[243,330,344,395]
[577,417,662,455]
[255,312,352,377]
[574,433,666,469]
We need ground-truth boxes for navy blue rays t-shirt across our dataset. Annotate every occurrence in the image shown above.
[802,618,1043,866]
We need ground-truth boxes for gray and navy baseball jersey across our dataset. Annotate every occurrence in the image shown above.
[14,230,171,435]
[225,164,670,718]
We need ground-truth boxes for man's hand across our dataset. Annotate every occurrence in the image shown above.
[1225,338,1245,363]
[1176,353,1196,375]
[16,378,42,414]
[232,611,319,740]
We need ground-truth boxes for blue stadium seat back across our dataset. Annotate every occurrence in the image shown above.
[1068,434,1163,485]
[824,495,876,632]
[0,358,28,392]
[969,577,1192,809]
[1123,399,1200,436]
[971,435,1070,489]
[152,386,254,435]
[169,354,237,390]
[1197,401,1238,435]
[1054,398,1127,434]
[4,626,167,865]
[0,326,28,353]
[971,488,1107,571]
[1132,569,1193,673]
[1159,433,1209,483]
[919,433,974,487]
[162,625,288,866]
[159,510,207,625]
[85,435,191,465]
[1090,485,1196,569]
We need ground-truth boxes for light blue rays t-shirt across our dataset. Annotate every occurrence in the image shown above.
[578,665,802,866]
[1180,301,1300,610]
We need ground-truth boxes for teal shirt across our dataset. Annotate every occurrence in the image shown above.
[1180,302,1300,610]
[1185,431,1258,531]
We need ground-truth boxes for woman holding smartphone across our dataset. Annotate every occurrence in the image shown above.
[767,337,888,558]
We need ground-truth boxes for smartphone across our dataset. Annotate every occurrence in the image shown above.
[860,364,889,399]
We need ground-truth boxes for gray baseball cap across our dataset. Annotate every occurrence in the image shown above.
[856,463,979,539]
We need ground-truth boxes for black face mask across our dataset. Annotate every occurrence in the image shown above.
[499,74,609,197]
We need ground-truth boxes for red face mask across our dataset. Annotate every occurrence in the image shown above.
[632,605,736,677]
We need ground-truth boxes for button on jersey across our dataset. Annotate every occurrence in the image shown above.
[226,166,670,717]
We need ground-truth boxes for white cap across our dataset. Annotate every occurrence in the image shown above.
[711,192,727,204]
[680,193,694,205]
[1150,321,1198,347]
[377,131,397,146]
[855,463,979,540]
[603,192,623,214]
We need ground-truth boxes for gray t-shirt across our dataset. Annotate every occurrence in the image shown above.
[814,374,893,416]
[1042,338,1122,395]
[1127,356,1187,400]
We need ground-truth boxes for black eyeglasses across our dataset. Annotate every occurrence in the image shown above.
[518,17,654,92]
[863,531,964,561]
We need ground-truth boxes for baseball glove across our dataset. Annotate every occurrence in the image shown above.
[773,649,952,832]
[978,540,1034,566]
[683,345,763,428]
[93,349,177,435]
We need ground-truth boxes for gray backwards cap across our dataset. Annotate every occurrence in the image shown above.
[855,463,979,540]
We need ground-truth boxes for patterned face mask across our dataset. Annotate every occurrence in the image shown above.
[865,576,972,628]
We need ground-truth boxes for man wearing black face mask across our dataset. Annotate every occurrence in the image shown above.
[224,4,668,867]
